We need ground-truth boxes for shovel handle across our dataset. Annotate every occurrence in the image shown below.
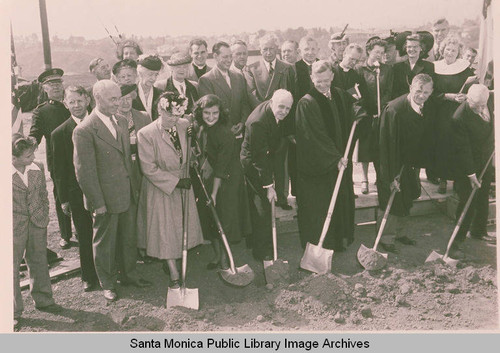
[181,134,192,286]
[317,120,358,248]
[192,164,237,273]
[376,68,381,118]
[373,165,404,252]
[271,200,277,261]
[443,151,494,258]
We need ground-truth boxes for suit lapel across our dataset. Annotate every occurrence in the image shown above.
[213,69,232,100]
[156,119,179,158]
[92,114,123,152]
[412,60,424,75]
[266,59,283,98]
[12,172,27,190]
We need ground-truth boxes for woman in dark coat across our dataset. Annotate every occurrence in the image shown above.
[193,94,251,269]
[432,36,476,193]
[356,38,394,194]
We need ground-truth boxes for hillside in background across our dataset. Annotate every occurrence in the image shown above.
[13,20,480,81]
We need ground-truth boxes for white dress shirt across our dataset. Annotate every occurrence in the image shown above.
[172,79,186,96]
[95,109,118,139]
[408,96,423,115]
[138,84,154,118]
[264,58,277,74]
[12,162,40,187]
[72,112,87,125]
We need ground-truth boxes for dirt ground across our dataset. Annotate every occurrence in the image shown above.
[14,115,498,332]
[15,178,498,332]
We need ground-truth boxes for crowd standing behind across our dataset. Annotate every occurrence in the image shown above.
[13,17,495,328]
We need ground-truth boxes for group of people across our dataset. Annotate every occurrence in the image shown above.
[12,17,495,327]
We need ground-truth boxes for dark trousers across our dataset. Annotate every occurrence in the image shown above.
[454,171,493,243]
[243,167,272,260]
[273,138,288,204]
[92,201,139,290]
[51,173,72,241]
[287,141,297,197]
[69,191,98,283]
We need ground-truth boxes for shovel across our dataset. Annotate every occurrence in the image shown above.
[426,151,494,267]
[300,120,359,274]
[192,165,254,287]
[357,166,404,271]
[167,134,199,310]
[263,199,289,284]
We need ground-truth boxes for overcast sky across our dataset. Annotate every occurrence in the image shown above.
[6,0,483,39]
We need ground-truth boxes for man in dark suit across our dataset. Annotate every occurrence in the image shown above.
[245,34,297,209]
[450,84,495,256]
[392,34,435,99]
[199,41,252,140]
[51,86,98,292]
[29,68,72,249]
[73,80,151,302]
[295,36,319,99]
[281,40,299,65]
[230,40,249,74]
[240,89,294,260]
[133,54,163,121]
[188,38,212,82]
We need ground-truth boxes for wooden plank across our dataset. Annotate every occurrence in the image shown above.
[20,259,81,290]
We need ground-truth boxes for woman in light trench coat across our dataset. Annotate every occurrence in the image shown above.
[136,91,203,288]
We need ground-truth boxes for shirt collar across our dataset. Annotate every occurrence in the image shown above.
[72,112,88,125]
[193,63,206,70]
[95,108,113,121]
[408,95,423,115]
[12,162,40,176]
[264,58,277,72]
[339,62,350,72]
[215,65,230,77]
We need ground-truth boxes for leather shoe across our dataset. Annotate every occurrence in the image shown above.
[379,242,398,253]
[103,289,117,302]
[120,278,152,288]
[36,303,63,313]
[470,233,496,243]
[59,238,71,249]
[83,281,97,292]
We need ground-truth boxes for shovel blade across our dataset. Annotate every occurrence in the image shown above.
[166,287,199,310]
[357,243,388,271]
[425,251,443,263]
[300,243,333,274]
[219,264,255,287]
[442,255,459,268]
[264,259,290,284]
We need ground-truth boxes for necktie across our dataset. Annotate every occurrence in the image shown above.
[110,116,119,140]
[324,91,332,100]
[179,83,185,96]
[307,64,312,75]
[269,62,274,76]
[167,127,183,164]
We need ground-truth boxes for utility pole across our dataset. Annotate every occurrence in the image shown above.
[39,0,52,70]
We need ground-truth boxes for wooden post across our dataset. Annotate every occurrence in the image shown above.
[39,0,52,70]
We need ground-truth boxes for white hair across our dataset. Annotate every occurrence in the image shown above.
[271,89,293,103]
[259,34,279,48]
[93,80,119,100]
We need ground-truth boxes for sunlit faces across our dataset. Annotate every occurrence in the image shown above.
[231,44,248,69]
[406,40,422,60]
[432,23,449,44]
[123,46,140,61]
[299,41,319,65]
[311,69,334,94]
[342,49,362,70]
[383,44,398,65]
[410,81,433,106]
[94,60,111,80]
[43,80,64,100]
[202,105,220,127]
[13,148,36,168]
[171,64,190,82]
[281,42,298,64]
[270,96,293,121]
[260,40,278,63]
[464,49,477,66]
[64,91,90,118]
[96,85,121,116]
[115,67,137,85]
[368,45,385,64]
[443,43,460,64]
[118,91,136,114]
[190,44,208,67]
[215,46,232,72]
[137,66,160,88]
[332,41,348,61]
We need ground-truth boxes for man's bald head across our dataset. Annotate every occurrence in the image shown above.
[467,84,490,112]
[270,89,293,121]
[93,80,121,116]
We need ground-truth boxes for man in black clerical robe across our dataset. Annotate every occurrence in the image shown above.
[295,61,368,252]
[449,84,495,255]
[378,74,435,248]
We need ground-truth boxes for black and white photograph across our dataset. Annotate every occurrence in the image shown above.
[4,0,498,336]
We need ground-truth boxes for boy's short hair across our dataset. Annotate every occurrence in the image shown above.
[12,134,37,157]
